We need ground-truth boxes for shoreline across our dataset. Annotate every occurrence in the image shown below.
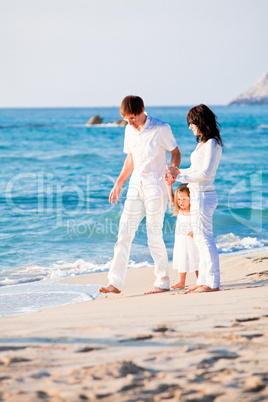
[0,247,268,318]
[0,249,267,401]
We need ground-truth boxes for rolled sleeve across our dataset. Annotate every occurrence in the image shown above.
[123,126,131,154]
[159,124,177,151]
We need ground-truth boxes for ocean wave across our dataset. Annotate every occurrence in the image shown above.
[0,124,59,130]
[0,122,125,130]
[258,124,268,129]
[0,258,153,316]
[0,259,152,287]
[216,233,268,253]
[84,123,125,128]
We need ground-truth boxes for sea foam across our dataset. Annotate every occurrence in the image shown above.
[216,232,267,253]
[0,259,152,287]
[0,259,153,317]
[0,280,99,317]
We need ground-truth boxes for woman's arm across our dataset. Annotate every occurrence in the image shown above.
[170,147,181,168]
[177,140,222,183]
[166,165,192,182]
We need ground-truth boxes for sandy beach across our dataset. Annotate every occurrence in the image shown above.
[0,250,267,401]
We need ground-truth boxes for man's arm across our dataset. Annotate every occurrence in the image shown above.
[164,147,181,185]
[109,153,134,204]
[170,146,181,168]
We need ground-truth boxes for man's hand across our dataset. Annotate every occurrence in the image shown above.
[164,164,180,185]
[164,171,176,185]
[109,153,133,205]
[109,183,122,204]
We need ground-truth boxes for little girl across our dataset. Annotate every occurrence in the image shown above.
[167,183,199,289]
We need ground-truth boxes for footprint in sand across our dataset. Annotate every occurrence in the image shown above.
[76,346,103,353]
[235,317,261,323]
[252,257,268,263]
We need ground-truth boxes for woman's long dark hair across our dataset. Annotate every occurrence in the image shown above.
[187,104,223,146]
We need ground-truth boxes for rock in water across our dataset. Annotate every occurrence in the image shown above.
[114,119,128,127]
[229,72,268,105]
[87,115,103,125]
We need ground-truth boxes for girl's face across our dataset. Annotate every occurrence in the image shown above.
[177,190,190,210]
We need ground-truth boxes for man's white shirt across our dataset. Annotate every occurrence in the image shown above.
[123,114,177,198]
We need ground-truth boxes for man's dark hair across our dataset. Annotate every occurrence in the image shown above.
[120,95,144,116]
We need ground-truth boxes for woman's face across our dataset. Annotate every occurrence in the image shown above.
[189,123,200,137]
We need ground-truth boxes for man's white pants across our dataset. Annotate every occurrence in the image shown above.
[108,185,169,291]
[190,191,220,289]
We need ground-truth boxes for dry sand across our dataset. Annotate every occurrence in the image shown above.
[0,250,267,401]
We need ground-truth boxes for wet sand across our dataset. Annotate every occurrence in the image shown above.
[0,250,267,401]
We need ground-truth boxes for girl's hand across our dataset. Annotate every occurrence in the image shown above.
[187,231,193,238]
[164,172,175,185]
[165,175,175,185]
[164,168,176,185]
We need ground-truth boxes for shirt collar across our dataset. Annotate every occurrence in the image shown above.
[142,113,151,130]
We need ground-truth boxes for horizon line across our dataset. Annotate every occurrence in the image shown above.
[0,103,236,109]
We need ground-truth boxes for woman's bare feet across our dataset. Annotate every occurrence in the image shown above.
[99,284,121,294]
[184,284,200,294]
[192,285,219,293]
[144,286,170,295]
[171,282,185,289]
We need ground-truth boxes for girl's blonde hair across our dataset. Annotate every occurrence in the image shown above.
[173,184,190,215]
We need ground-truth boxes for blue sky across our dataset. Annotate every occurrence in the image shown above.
[0,0,268,107]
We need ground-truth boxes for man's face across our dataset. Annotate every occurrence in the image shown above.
[123,110,145,130]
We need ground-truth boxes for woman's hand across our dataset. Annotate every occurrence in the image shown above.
[167,165,180,178]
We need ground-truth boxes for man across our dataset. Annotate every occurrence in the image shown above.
[99,96,181,295]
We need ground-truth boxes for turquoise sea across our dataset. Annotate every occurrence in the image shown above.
[0,105,267,315]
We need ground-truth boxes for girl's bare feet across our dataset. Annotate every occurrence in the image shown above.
[172,273,186,289]
[171,282,185,289]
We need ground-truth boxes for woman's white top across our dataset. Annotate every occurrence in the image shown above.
[173,212,199,272]
[176,138,222,193]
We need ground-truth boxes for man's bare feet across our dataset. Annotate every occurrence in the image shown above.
[192,285,219,293]
[184,284,200,294]
[99,284,121,294]
[171,282,185,290]
[144,286,170,295]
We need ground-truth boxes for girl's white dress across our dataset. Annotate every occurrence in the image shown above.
[173,211,199,273]
[176,139,222,288]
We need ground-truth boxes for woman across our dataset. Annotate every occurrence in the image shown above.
[166,104,223,293]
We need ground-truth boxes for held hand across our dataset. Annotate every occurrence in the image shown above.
[164,166,176,185]
[167,165,180,178]
[109,183,122,204]
[187,231,194,238]
[164,172,176,185]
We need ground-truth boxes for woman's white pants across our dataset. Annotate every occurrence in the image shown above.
[190,191,220,289]
[108,186,169,291]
